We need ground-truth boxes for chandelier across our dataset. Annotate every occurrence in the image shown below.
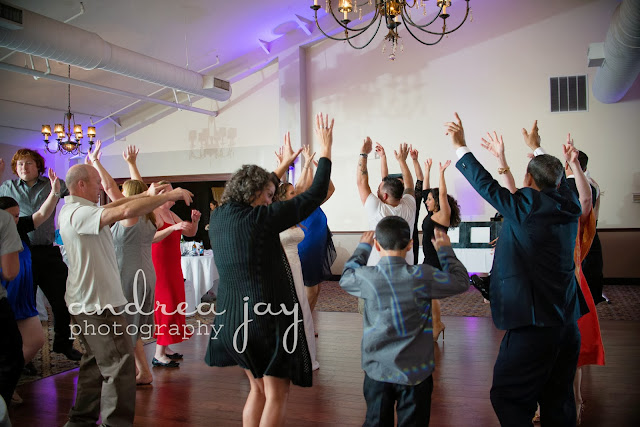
[311,0,472,59]
[41,65,96,155]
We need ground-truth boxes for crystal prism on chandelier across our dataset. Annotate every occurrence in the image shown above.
[310,0,472,59]
[41,65,96,155]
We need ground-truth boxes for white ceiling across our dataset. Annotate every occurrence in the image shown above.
[0,0,318,149]
[0,0,623,151]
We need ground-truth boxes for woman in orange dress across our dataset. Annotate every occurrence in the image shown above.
[565,139,605,425]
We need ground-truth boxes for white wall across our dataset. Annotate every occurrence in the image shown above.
[102,0,639,232]
[99,62,281,178]
[307,0,640,231]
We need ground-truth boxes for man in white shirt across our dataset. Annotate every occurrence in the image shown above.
[60,164,193,427]
[357,138,416,266]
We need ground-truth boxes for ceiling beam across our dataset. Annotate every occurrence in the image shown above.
[0,62,219,117]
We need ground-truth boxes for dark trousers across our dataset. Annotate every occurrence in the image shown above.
[363,373,433,427]
[0,297,24,404]
[31,245,72,350]
[490,323,580,427]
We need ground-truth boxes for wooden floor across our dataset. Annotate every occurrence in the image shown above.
[9,312,640,426]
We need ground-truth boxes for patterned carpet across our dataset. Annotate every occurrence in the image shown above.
[16,283,640,385]
[314,281,640,321]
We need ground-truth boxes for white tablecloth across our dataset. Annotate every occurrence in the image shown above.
[181,251,219,315]
[418,247,494,273]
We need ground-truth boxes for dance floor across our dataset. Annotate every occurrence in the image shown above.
[9,312,640,426]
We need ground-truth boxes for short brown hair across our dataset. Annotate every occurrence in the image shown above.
[11,149,45,175]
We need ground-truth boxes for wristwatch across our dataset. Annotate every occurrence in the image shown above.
[54,192,61,198]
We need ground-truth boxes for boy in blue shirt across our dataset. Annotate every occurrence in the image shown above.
[340,216,470,426]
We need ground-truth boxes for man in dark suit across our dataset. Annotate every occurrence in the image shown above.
[445,113,583,426]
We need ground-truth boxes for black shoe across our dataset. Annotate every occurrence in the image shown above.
[152,357,180,368]
[54,346,83,361]
[23,362,38,376]
[470,274,491,301]
[166,352,183,360]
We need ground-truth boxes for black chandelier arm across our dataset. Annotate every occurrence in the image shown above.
[314,9,379,42]
[346,18,384,50]
[44,141,60,154]
[324,2,382,34]
[401,18,447,46]
[401,6,443,30]
[402,1,470,35]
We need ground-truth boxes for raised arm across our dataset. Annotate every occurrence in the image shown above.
[273,132,303,180]
[294,145,316,194]
[394,143,414,196]
[564,134,592,219]
[480,131,517,194]
[357,137,373,205]
[100,187,193,229]
[375,143,389,178]
[32,168,61,229]
[432,161,452,226]
[422,158,432,190]
[410,146,424,182]
[87,140,125,202]
[123,145,143,182]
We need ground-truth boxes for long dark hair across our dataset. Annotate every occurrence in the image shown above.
[425,188,461,228]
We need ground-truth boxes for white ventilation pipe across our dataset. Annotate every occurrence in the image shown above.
[592,0,640,104]
[0,5,231,101]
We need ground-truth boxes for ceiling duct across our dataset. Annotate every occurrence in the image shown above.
[592,0,640,104]
[0,3,231,101]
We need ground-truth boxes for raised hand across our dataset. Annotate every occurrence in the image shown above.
[439,160,451,173]
[168,188,194,206]
[147,182,170,196]
[480,132,505,158]
[122,145,139,164]
[87,140,102,164]
[563,140,579,164]
[190,209,201,223]
[375,142,386,157]
[281,131,303,166]
[48,168,60,193]
[522,120,541,151]
[302,145,316,167]
[431,227,451,251]
[274,146,284,167]
[360,230,374,246]
[394,143,410,162]
[362,137,373,155]
[409,146,419,161]
[444,112,466,149]
[424,158,433,171]
[315,113,334,158]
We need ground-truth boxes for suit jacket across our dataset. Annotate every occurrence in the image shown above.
[456,152,582,330]
[340,244,469,385]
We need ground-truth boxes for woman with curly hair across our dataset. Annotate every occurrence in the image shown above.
[205,114,334,427]
[422,160,461,341]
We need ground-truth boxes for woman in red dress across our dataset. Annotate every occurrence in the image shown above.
[151,182,200,367]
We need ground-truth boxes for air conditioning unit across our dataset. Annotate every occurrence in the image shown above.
[0,2,23,30]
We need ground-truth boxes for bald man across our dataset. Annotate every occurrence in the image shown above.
[60,164,193,427]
